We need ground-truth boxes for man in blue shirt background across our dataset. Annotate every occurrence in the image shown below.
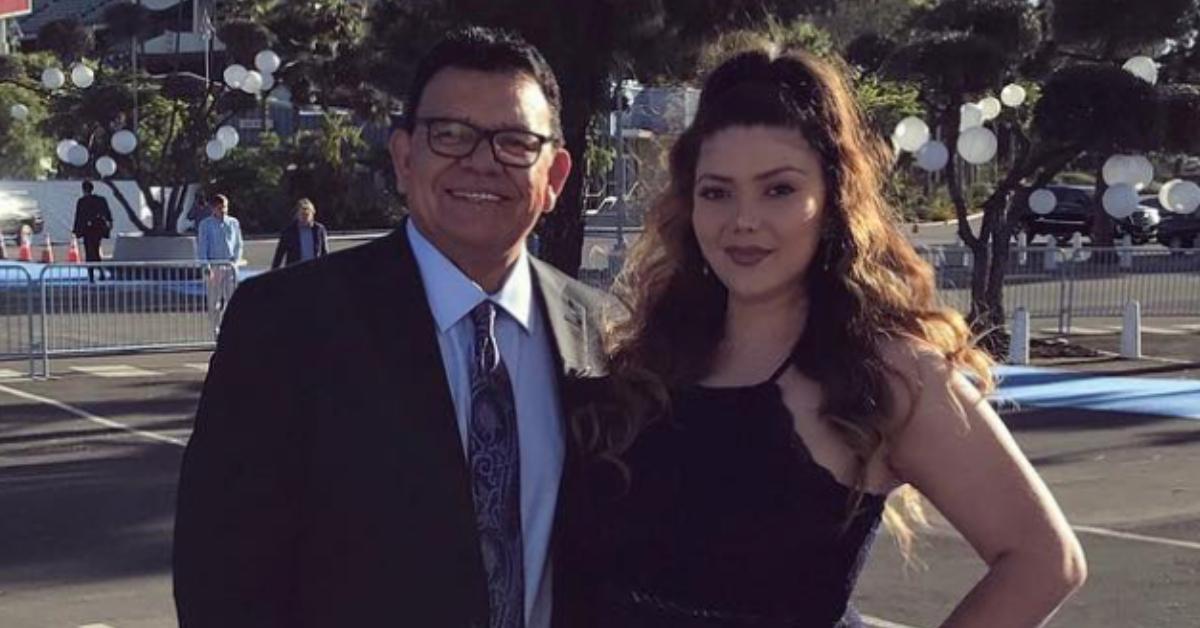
[195,194,243,333]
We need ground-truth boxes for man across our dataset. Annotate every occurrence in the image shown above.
[72,180,113,280]
[270,198,329,269]
[195,194,243,330]
[174,27,608,628]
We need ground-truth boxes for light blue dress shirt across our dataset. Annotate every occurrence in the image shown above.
[407,221,563,628]
[196,215,244,263]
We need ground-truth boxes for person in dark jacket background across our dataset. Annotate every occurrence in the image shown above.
[270,198,329,269]
[73,180,114,281]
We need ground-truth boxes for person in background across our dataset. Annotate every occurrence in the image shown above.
[186,193,209,234]
[271,198,329,269]
[195,194,243,330]
[73,180,114,281]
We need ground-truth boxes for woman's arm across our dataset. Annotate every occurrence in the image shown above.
[884,344,1087,628]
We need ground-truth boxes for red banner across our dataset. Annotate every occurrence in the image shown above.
[0,0,31,20]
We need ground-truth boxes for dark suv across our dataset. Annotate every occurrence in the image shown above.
[1156,211,1200,248]
[1014,184,1093,245]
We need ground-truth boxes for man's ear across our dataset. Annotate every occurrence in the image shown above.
[541,147,573,213]
[388,129,413,195]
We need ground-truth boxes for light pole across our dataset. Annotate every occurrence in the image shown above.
[612,80,628,257]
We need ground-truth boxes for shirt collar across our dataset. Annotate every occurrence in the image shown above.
[406,220,533,334]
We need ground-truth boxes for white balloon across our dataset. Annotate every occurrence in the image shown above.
[206,139,227,161]
[70,64,95,88]
[260,72,275,92]
[95,156,117,177]
[111,129,138,155]
[1166,180,1200,214]
[959,103,984,131]
[915,140,949,172]
[956,126,998,164]
[9,103,28,120]
[1000,83,1026,107]
[223,64,248,89]
[1123,56,1158,85]
[216,125,240,149]
[893,116,929,153]
[1102,183,1139,219]
[1158,179,1181,211]
[56,139,78,162]
[978,97,1002,121]
[255,50,281,74]
[67,144,89,167]
[1103,154,1154,190]
[240,70,263,94]
[1029,188,1057,215]
[41,67,65,90]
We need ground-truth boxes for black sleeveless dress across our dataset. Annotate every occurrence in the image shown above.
[571,364,886,628]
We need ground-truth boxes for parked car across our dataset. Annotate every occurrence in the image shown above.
[1014,184,1094,245]
[0,191,46,243]
[1112,196,1162,244]
[1156,211,1200,248]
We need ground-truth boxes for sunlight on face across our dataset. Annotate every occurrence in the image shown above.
[691,125,828,305]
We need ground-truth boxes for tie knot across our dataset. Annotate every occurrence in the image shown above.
[470,301,500,374]
[470,300,497,333]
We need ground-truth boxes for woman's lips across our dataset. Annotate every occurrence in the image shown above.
[725,246,772,266]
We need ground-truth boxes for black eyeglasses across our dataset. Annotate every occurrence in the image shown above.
[417,117,555,168]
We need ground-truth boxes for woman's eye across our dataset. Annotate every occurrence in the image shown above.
[697,187,729,200]
[766,183,796,197]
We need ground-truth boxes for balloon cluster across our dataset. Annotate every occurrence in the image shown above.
[36,62,136,178]
[209,50,281,161]
[893,83,1026,171]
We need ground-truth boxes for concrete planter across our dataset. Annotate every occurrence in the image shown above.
[112,234,197,261]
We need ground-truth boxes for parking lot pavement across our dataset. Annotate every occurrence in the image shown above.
[1,353,1198,627]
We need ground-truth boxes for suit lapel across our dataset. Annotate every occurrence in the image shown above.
[530,258,594,378]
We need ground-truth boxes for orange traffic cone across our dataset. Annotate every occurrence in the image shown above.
[66,236,81,263]
[17,234,32,262]
[40,234,54,264]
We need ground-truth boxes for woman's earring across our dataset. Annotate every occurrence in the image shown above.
[702,263,711,277]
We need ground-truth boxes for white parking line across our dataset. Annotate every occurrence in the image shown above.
[0,368,26,380]
[1140,326,1191,336]
[1074,525,1200,551]
[0,383,186,448]
[71,365,164,378]
[863,615,921,628]
[79,624,117,628]
[183,362,210,372]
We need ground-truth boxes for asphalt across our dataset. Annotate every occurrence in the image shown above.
[0,348,1198,628]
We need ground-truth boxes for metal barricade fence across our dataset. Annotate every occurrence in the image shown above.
[0,265,36,378]
[580,244,1197,334]
[1060,247,1200,323]
[35,261,238,375]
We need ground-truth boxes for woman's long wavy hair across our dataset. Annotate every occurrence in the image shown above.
[596,46,995,555]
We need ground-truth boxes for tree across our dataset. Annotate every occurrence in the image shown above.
[879,0,1200,350]
[0,53,55,179]
[364,0,836,275]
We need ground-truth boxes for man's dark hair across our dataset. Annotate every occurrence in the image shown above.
[82,180,94,194]
[401,26,563,141]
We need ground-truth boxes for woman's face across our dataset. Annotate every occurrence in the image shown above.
[691,124,829,305]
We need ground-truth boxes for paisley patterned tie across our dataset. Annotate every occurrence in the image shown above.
[468,301,525,628]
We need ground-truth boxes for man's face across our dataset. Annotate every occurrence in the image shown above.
[212,201,228,218]
[389,67,571,271]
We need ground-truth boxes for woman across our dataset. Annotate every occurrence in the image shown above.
[271,198,330,269]
[564,47,1086,627]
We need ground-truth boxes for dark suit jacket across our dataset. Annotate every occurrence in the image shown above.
[73,194,113,241]
[271,221,330,269]
[173,225,609,628]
